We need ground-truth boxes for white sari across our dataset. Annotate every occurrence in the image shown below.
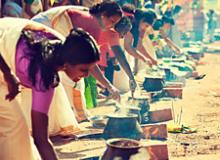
[32,6,92,131]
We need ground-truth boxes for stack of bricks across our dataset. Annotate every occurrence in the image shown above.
[140,106,173,160]
[164,82,184,99]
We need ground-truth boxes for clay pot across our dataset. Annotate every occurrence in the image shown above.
[101,138,141,160]
[103,114,144,140]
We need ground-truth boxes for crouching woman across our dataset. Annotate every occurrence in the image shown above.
[0,18,100,160]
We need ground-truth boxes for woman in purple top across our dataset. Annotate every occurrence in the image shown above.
[0,18,100,160]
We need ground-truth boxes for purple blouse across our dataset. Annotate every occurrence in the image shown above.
[15,30,58,114]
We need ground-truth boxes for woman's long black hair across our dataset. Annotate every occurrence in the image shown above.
[22,28,100,91]
[89,0,122,18]
[128,8,157,48]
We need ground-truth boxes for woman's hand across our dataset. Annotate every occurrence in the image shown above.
[151,59,158,66]
[129,78,137,98]
[144,58,154,67]
[3,73,20,101]
[32,110,58,160]
[175,48,182,54]
[107,85,121,101]
[129,78,137,93]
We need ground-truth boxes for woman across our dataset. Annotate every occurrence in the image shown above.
[119,6,158,75]
[32,1,136,93]
[97,16,133,95]
[32,2,135,109]
[0,17,100,160]
[207,9,217,43]
[99,8,158,93]
[125,8,157,61]
[158,15,182,55]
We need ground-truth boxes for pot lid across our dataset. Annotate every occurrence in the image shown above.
[128,95,149,101]
[107,114,138,118]
[106,138,141,149]
[144,75,163,79]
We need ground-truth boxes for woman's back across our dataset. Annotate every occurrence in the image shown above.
[32,6,102,40]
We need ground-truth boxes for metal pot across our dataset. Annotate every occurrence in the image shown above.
[103,114,144,140]
[143,76,164,92]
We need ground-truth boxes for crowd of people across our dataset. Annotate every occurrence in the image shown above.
[0,0,204,159]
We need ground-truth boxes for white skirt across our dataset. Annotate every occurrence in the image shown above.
[0,84,40,160]
[19,83,80,136]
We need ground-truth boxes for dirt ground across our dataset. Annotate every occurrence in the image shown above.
[167,44,220,160]
[56,42,220,160]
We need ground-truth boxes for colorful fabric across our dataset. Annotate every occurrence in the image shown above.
[67,9,102,40]
[15,30,80,135]
[68,9,120,67]
[33,7,96,121]
[98,29,120,67]
[84,75,97,109]
[33,7,120,110]
[3,1,23,17]
[15,31,57,114]
[33,7,118,69]
[0,18,79,159]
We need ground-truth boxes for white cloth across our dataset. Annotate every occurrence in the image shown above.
[32,6,87,36]
[0,18,76,159]
[113,39,134,92]
[0,17,64,84]
[136,32,156,73]
[60,72,89,122]
[33,8,90,122]
[81,0,102,7]
[0,84,40,160]
[19,84,80,136]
